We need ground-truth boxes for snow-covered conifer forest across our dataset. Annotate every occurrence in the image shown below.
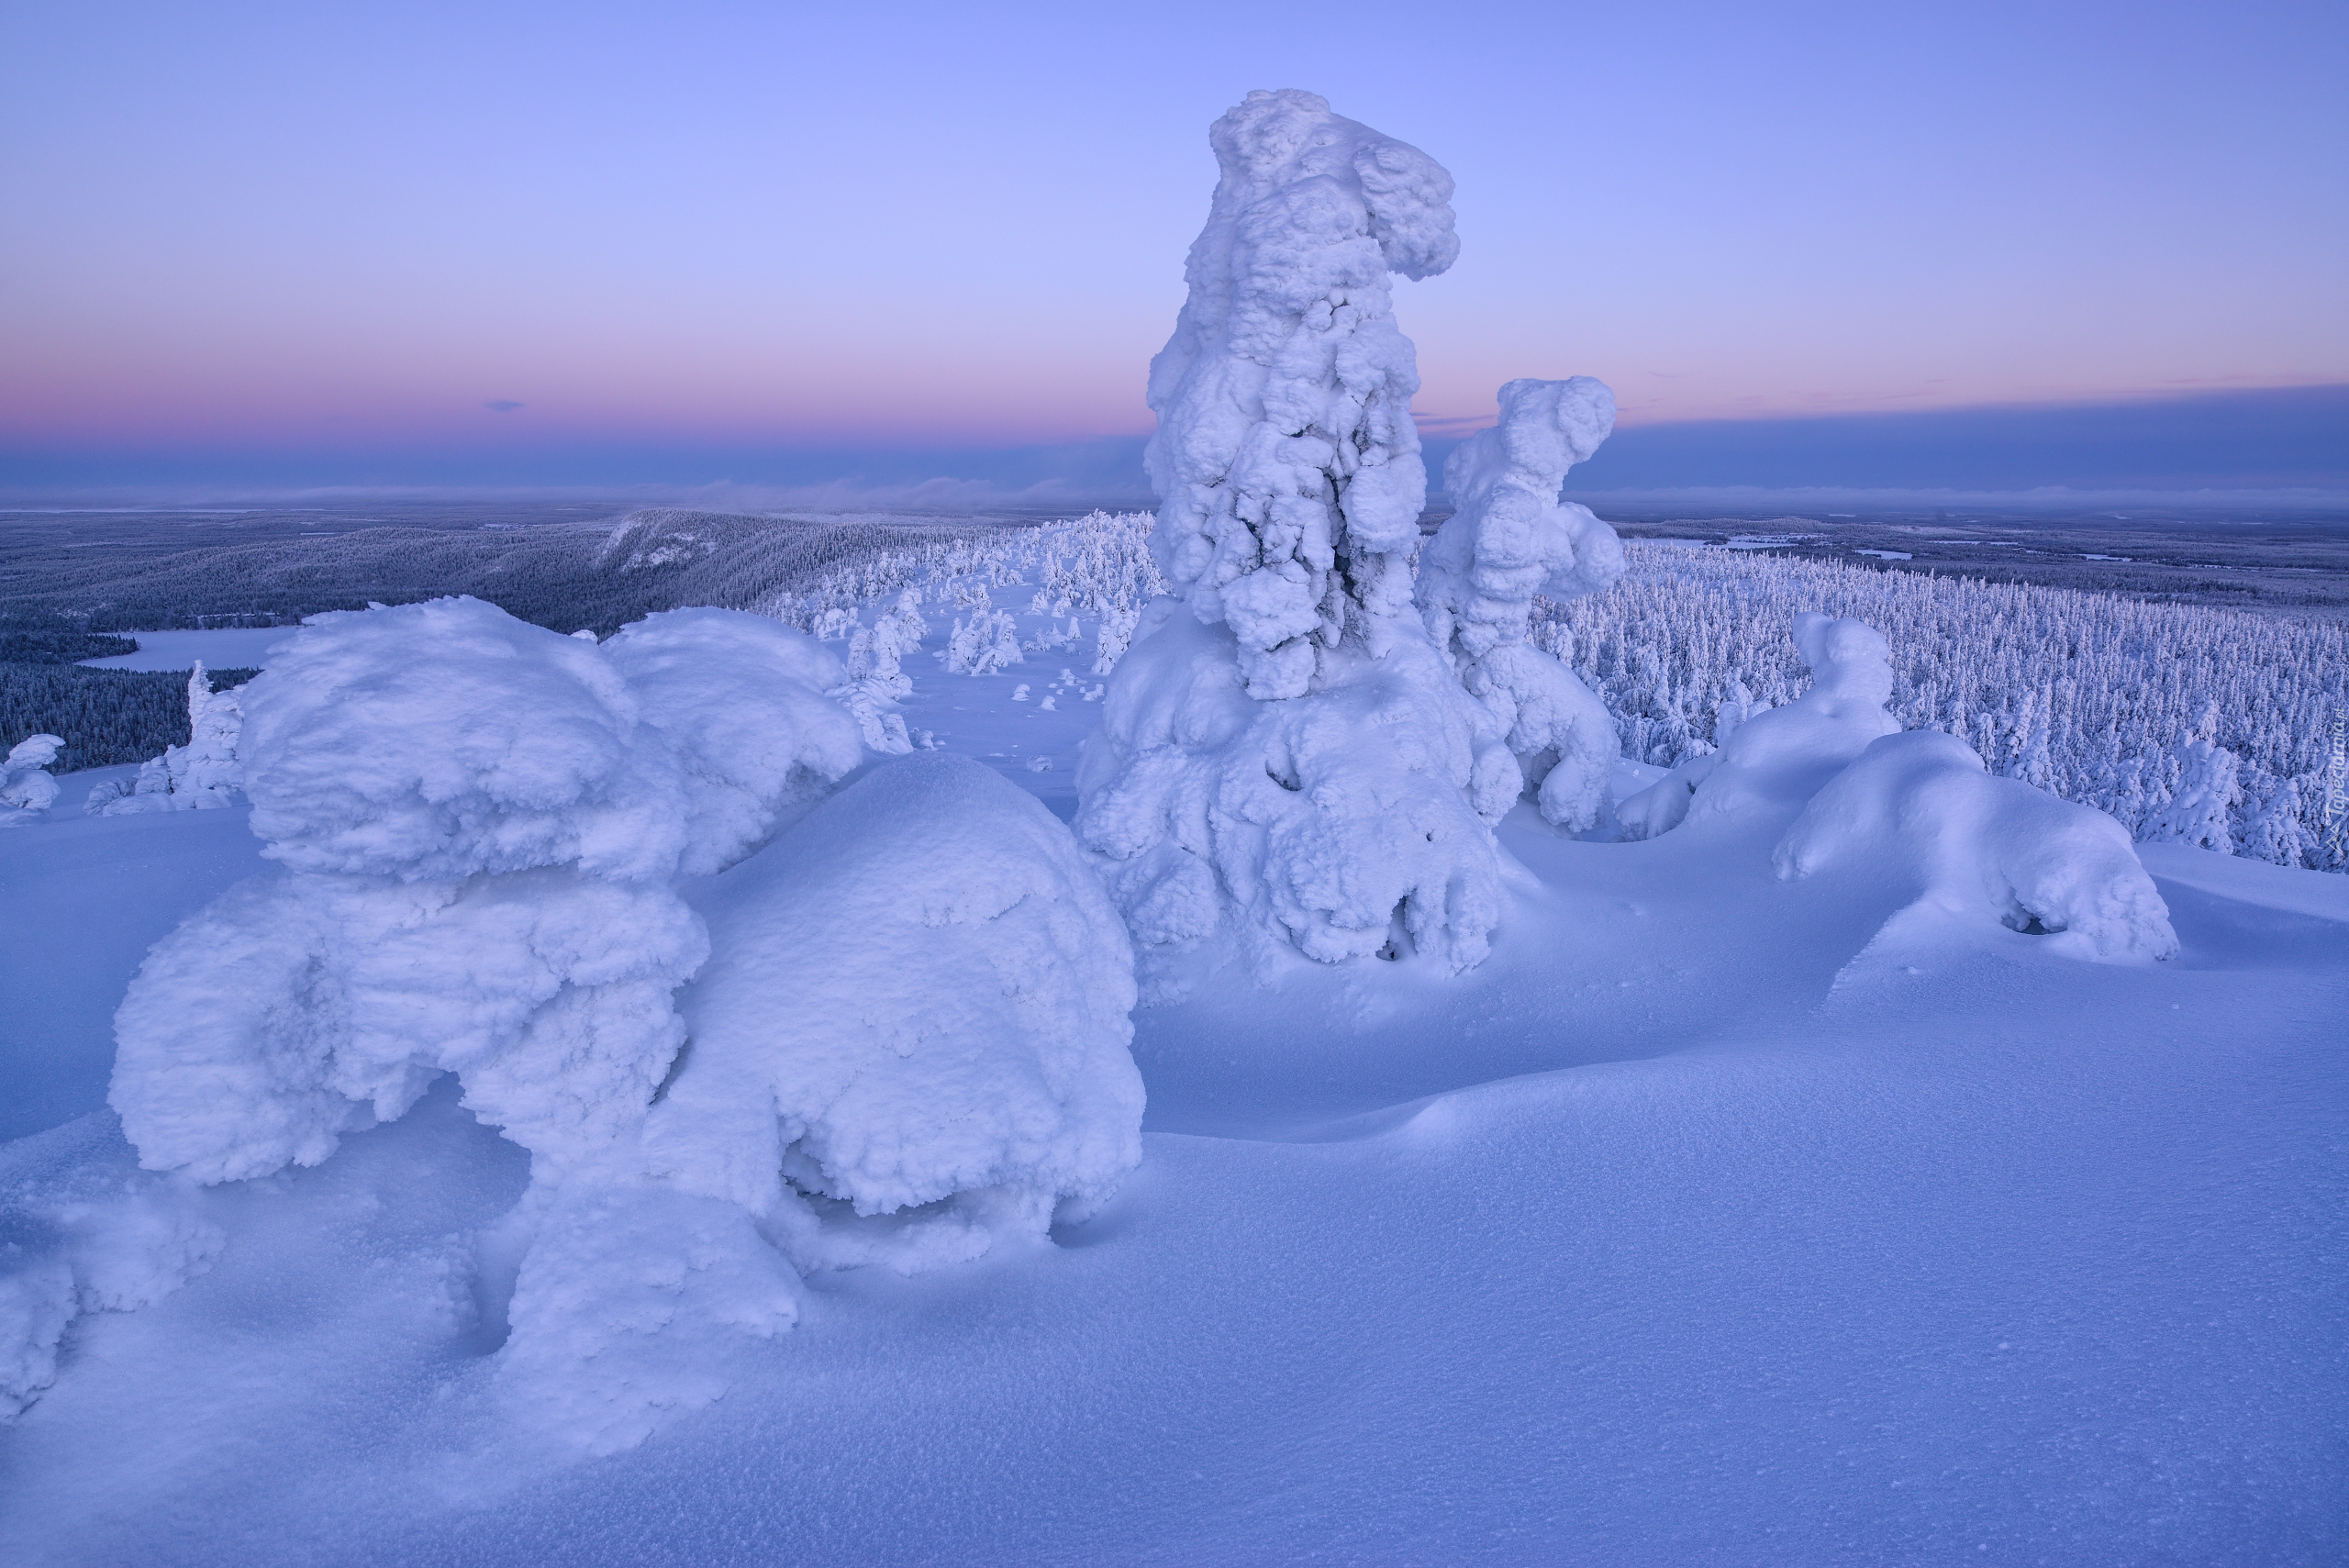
[3,88,2343,1567]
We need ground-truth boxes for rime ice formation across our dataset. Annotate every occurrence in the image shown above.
[0,734,63,824]
[1773,729,2181,963]
[1417,377,1627,830]
[1144,87,1459,696]
[1078,90,1504,973]
[602,608,869,869]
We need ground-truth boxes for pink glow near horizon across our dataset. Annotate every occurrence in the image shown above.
[4,4,2343,462]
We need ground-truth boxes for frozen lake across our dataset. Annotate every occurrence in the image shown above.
[77,628,296,672]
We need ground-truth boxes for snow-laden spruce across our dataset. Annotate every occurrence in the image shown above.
[0,733,63,824]
[1142,87,1458,696]
[1417,377,1626,831]
[1079,89,1505,973]
[105,600,839,1184]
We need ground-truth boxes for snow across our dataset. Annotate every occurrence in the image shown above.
[1,533,2343,1562]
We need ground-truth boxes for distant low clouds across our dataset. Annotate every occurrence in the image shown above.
[484,399,523,413]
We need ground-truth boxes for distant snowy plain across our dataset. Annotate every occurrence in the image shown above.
[3,517,2343,1566]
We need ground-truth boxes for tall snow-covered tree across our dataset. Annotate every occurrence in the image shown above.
[1077,90,1505,973]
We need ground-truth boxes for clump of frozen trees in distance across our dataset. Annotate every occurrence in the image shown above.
[1614,610,2178,961]
[1537,543,2349,871]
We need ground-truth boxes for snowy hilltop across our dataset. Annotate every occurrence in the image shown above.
[2,88,2343,1568]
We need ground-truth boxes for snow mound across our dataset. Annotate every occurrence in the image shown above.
[1418,377,1626,830]
[1078,606,1501,973]
[1774,729,2180,962]
[651,751,1143,1270]
[1620,611,1901,838]
[1,1122,224,1417]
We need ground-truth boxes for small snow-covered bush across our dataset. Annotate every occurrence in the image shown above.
[1620,612,1900,839]
[1774,729,2180,963]
[0,1129,224,1417]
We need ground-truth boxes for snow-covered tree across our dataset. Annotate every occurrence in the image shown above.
[84,663,245,816]
[0,733,64,824]
[1078,89,1506,974]
[1417,377,1626,829]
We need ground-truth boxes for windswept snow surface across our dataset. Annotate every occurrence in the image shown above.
[2,531,2345,1563]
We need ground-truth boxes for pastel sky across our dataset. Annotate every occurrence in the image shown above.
[3,1,2343,490]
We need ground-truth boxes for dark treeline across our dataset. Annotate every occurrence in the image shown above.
[3,665,259,772]
[0,508,1030,638]
[0,506,1030,769]
[0,628,140,663]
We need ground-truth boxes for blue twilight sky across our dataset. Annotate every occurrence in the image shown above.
[2,1,2343,497]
